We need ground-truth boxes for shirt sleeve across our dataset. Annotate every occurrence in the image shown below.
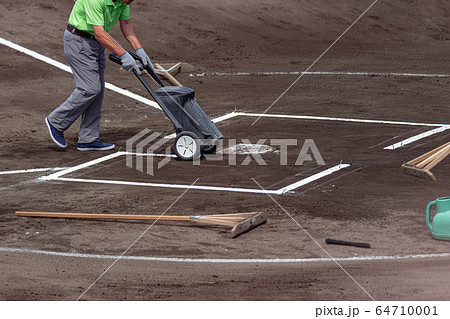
[85,0,105,26]
[120,4,131,20]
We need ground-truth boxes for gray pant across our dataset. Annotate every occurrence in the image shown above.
[48,29,105,144]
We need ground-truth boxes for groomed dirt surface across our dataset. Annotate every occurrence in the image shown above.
[0,0,450,301]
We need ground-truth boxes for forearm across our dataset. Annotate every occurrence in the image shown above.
[120,19,142,50]
[93,25,126,56]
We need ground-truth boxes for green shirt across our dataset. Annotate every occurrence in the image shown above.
[68,0,130,35]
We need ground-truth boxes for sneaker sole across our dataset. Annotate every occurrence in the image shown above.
[77,145,115,151]
[45,117,67,148]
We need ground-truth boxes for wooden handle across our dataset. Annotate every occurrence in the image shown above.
[407,141,450,166]
[15,211,267,234]
[155,63,182,86]
[16,211,268,238]
[15,211,191,222]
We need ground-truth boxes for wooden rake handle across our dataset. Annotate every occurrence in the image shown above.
[15,211,267,238]
[15,211,263,225]
[15,211,191,222]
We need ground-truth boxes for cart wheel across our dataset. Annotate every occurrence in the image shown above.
[174,131,201,160]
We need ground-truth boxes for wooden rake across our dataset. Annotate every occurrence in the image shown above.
[153,62,195,87]
[15,211,267,238]
[402,141,450,181]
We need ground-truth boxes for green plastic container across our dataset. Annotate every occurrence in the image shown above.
[427,196,450,241]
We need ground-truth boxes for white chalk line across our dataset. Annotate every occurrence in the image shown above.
[105,82,160,110]
[278,164,351,194]
[233,112,449,127]
[384,126,450,150]
[212,112,240,123]
[40,147,350,194]
[2,246,450,264]
[166,111,449,149]
[41,152,123,180]
[210,112,450,150]
[36,148,350,194]
[233,113,450,150]
[0,153,175,178]
[0,36,160,110]
[122,151,178,158]
[0,167,68,175]
[9,111,448,189]
[40,151,177,180]
[191,71,450,78]
[224,112,449,150]
[37,110,450,194]
[59,164,348,194]
[56,177,281,194]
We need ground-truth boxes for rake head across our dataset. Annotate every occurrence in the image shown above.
[401,163,436,181]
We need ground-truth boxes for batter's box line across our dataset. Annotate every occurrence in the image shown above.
[0,167,69,176]
[40,151,350,195]
[215,112,450,150]
[383,126,450,150]
[5,114,448,180]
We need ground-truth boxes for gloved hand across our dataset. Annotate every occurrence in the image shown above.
[120,52,141,75]
[136,47,154,71]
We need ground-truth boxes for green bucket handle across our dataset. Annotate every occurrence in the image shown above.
[426,200,436,231]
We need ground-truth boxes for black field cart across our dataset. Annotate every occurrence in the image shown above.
[109,51,223,160]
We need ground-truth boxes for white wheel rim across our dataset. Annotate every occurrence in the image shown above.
[176,135,198,158]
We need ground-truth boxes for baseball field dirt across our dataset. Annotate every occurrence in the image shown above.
[0,0,449,301]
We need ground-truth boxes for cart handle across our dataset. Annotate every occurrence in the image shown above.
[108,52,202,130]
[109,51,165,87]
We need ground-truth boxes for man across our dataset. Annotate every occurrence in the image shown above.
[45,0,153,151]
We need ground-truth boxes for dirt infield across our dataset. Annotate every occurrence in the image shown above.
[1,0,450,301]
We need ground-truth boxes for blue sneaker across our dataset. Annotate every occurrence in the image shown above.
[77,140,115,151]
[45,117,67,148]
